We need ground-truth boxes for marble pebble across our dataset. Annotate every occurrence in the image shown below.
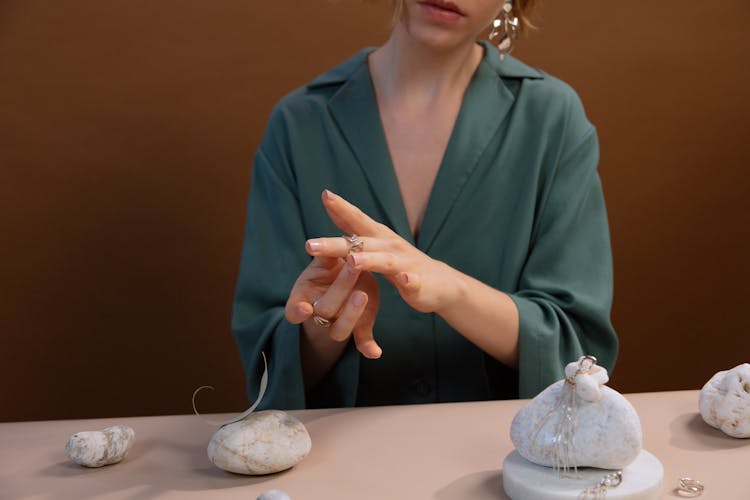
[208,410,311,475]
[699,363,750,438]
[257,490,291,500]
[65,425,135,467]
[510,364,642,470]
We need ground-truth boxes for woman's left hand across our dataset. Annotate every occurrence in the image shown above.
[305,190,460,314]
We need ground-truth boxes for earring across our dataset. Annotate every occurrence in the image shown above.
[489,0,519,61]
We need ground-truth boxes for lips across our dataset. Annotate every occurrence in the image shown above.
[418,0,465,17]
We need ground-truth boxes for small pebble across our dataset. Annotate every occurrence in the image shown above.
[65,425,135,467]
[257,489,291,500]
[699,363,750,438]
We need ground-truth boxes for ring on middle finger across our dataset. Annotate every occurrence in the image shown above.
[344,234,364,253]
[312,299,332,328]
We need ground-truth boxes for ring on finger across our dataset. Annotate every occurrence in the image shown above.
[312,300,331,328]
[344,234,364,253]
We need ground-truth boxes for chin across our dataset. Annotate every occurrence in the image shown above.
[403,22,474,52]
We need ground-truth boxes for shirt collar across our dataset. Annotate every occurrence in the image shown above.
[307,40,543,89]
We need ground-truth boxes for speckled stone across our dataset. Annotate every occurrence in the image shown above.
[699,363,750,438]
[208,410,311,475]
[65,425,135,467]
[510,381,642,469]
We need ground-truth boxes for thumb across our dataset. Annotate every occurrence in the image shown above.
[285,300,313,324]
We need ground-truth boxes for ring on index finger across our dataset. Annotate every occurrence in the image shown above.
[344,234,364,253]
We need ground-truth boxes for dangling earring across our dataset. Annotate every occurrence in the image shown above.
[489,0,519,61]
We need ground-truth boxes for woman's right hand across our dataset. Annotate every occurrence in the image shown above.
[284,254,381,361]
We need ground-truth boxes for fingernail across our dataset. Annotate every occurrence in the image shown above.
[352,291,366,306]
[323,189,337,201]
[399,272,409,285]
[346,260,360,275]
[349,254,361,267]
[369,345,382,359]
[306,240,322,253]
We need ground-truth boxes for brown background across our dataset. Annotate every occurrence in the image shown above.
[1,1,748,422]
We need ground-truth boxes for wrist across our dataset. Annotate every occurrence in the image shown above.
[433,261,467,316]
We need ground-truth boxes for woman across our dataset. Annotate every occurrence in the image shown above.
[232,0,617,409]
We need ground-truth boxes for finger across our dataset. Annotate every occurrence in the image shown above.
[328,290,369,343]
[306,235,380,258]
[353,321,382,359]
[285,300,313,324]
[284,256,342,323]
[348,252,402,274]
[309,255,340,271]
[322,189,385,237]
[311,261,361,320]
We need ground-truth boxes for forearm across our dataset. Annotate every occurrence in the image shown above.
[436,263,520,368]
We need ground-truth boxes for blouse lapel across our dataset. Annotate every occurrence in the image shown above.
[417,42,543,252]
[322,43,542,250]
[417,58,513,252]
[327,59,414,244]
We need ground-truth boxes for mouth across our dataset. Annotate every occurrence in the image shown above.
[417,0,466,17]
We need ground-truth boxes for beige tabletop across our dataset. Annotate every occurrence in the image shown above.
[1,390,748,500]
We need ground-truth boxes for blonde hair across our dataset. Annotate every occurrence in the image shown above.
[389,0,537,32]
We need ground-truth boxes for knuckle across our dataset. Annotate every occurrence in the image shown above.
[314,302,337,319]
[385,253,397,270]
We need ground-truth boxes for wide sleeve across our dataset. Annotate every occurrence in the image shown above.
[509,124,618,398]
[232,137,360,410]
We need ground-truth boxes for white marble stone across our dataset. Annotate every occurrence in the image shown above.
[502,449,663,500]
[208,410,311,475]
[699,363,750,438]
[510,367,642,470]
[65,425,135,467]
[257,490,292,500]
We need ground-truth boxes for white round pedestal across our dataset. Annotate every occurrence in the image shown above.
[502,450,663,500]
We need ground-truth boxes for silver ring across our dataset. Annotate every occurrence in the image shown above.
[344,234,364,253]
[676,477,704,497]
[600,471,622,488]
[312,300,331,328]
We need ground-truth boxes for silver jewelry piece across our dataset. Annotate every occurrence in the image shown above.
[579,470,623,500]
[345,234,364,253]
[312,300,331,328]
[530,355,601,477]
[489,0,519,61]
[575,355,598,377]
[676,477,704,497]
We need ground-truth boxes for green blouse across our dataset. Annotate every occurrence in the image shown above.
[232,41,618,409]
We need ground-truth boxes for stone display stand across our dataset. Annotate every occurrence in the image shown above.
[502,450,663,500]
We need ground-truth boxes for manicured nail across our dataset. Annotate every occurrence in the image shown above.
[348,254,361,267]
[352,291,366,307]
[346,260,360,275]
[306,240,323,253]
[323,189,337,201]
